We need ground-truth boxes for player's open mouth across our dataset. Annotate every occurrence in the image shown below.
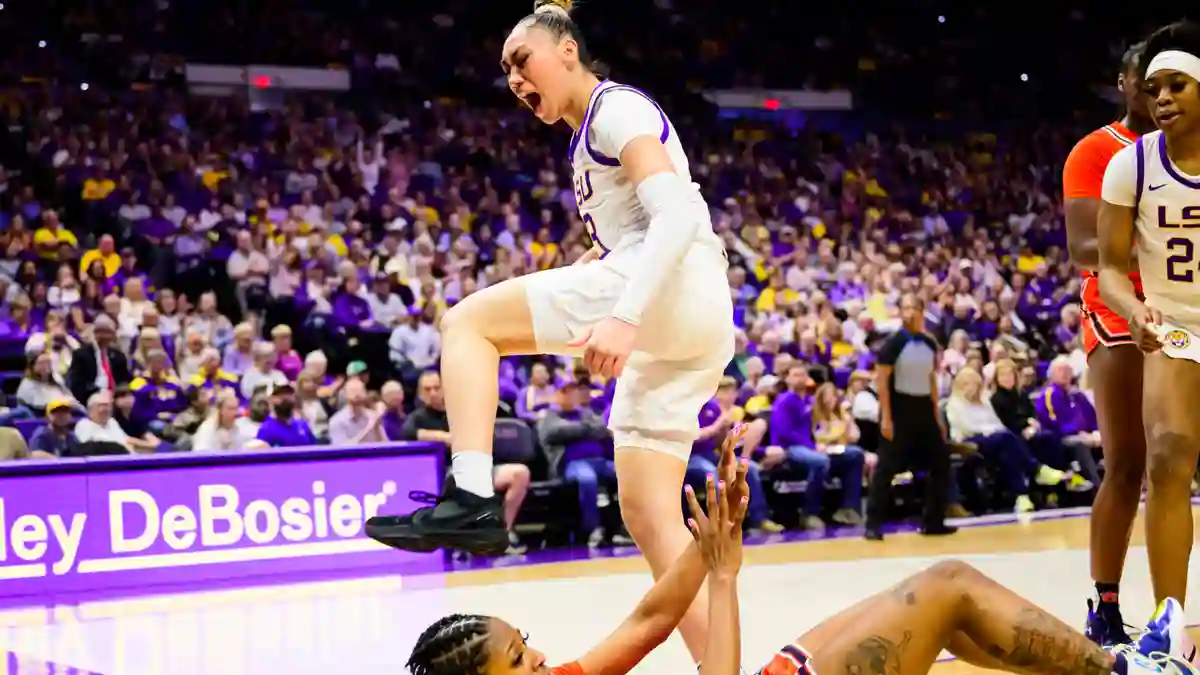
[1158,109,1181,125]
[522,92,543,114]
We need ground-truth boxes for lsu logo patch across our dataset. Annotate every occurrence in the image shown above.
[1164,329,1191,350]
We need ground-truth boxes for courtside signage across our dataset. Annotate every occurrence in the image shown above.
[0,452,441,599]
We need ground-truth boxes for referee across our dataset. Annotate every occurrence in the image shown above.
[864,293,957,541]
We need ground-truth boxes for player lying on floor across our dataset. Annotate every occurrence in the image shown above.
[405,435,1196,675]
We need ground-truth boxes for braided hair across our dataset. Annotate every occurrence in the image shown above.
[408,614,494,675]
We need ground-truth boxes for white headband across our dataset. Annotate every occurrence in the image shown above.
[1146,50,1200,81]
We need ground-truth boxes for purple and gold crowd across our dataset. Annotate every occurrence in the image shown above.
[0,0,1177,551]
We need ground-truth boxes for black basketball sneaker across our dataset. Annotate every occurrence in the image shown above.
[365,480,509,556]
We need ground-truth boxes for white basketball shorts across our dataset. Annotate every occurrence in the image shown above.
[1156,322,1200,365]
[523,245,735,461]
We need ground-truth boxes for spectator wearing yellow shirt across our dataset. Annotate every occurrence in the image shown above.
[527,227,560,270]
[713,376,771,459]
[415,279,448,317]
[1015,246,1046,275]
[201,165,229,192]
[33,211,77,261]
[80,235,121,279]
[821,317,858,367]
[743,374,781,419]
[81,171,116,202]
[755,269,801,313]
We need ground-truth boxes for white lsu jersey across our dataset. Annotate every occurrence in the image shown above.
[569,80,724,272]
[1102,130,1200,334]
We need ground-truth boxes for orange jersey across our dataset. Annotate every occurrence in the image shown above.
[553,663,585,675]
[1065,122,1142,354]
[1062,122,1137,199]
[1064,122,1141,283]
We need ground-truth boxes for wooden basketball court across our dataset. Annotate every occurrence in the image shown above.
[1,507,1197,675]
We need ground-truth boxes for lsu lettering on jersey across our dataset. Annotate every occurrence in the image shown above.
[570,80,723,272]
[1102,130,1200,360]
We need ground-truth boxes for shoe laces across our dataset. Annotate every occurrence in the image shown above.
[1109,645,1194,674]
[408,491,443,506]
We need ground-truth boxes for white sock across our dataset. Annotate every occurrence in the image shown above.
[452,451,495,498]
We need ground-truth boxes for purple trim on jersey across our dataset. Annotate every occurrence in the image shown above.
[1135,137,1145,208]
[1159,135,1200,189]
[583,86,670,168]
[568,80,610,162]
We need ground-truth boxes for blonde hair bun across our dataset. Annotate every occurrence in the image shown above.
[533,0,572,17]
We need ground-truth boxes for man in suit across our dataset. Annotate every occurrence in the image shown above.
[67,315,132,405]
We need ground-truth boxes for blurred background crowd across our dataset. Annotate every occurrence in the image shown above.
[0,0,1183,553]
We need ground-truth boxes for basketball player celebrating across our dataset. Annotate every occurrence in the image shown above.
[1100,20,1200,614]
[1063,42,1156,645]
[368,0,735,663]
[405,438,1198,675]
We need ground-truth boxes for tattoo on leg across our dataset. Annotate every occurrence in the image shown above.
[983,608,1111,675]
[842,632,911,675]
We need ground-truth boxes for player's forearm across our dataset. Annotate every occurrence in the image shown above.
[1098,268,1142,321]
[1065,198,1102,270]
[611,173,704,325]
[628,540,706,637]
[699,577,740,675]
[1067,237,1099,270]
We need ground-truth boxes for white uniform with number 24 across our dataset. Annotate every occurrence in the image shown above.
[1102,130,1200,362]
[523,80,734,460]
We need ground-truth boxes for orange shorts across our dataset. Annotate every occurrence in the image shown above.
[757,640,815,675]
[1081,272,1144,355]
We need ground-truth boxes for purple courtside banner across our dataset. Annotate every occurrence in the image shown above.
[0,445,444,602]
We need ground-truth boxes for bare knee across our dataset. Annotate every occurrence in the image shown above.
[439,282,536,354]
[438,301,475,340]
[923,559,980,584]
[898,560,982,613]
[1101,430,1147,490]
[618,488,686,550]
[1146,431,1196,494]
[617,488,657,541]
[495,463,531,493]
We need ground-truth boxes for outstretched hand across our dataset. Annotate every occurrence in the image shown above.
[717,425,750,509]
[685,430,750,580]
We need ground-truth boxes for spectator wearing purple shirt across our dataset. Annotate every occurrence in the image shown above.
[331,274,375,330]
[1036,357,1102,459]
[379,381,407,441]
[271,325,305,381]
[222,323,257,377]
[256,383,317,448]
[0,295,34,339]
[536,381,628,547]
[686,397,782,533]
[109,249,154,300]
[769,364,862,531]
[516,363,557,422]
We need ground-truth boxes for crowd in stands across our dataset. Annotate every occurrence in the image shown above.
[0,0,1183,553]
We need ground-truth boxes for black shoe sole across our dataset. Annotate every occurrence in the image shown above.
[365,520,510,556]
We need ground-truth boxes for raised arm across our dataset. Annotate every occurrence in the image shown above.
[576,432,748,675]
